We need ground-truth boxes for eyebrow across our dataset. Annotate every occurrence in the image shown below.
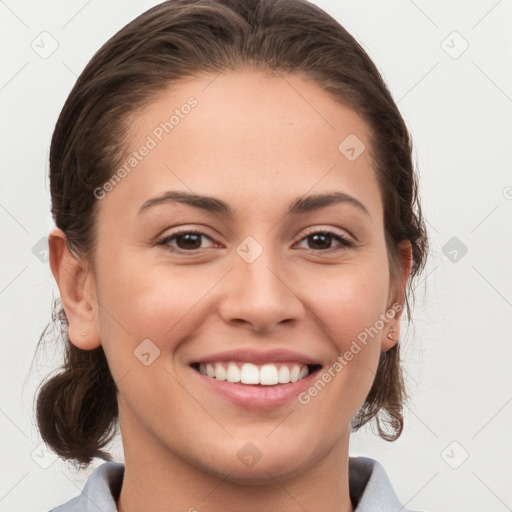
[137,190,370,218]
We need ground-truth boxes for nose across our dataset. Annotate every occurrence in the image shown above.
[218,246,305,333]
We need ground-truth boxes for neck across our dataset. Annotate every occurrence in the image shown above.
[116,411,354,512]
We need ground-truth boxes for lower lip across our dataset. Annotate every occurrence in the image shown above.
[189,366,321,410]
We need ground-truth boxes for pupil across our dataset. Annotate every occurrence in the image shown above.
[175,233,333,251]
[177,233,201,250]
[310,233,331,250]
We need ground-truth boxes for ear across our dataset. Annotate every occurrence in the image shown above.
[48,227,101,350]
[381,239,413,351]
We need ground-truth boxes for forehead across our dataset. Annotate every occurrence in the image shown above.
[100,69,382,223]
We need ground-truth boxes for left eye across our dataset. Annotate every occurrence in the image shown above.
[157,229,353,253]
[296,230,353,251]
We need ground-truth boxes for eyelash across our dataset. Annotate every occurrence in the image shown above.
[156,228,354,254]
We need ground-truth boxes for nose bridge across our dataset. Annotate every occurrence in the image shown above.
[235,234,291,304]
[219,234,304,331]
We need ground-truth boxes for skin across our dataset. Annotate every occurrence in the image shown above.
[50,69,412,512]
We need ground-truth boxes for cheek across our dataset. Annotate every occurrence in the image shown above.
[297,258,389,400]
[96,244,390,361]
[300,258,390,346]
[94,258,213,414]
[94,252,218,352]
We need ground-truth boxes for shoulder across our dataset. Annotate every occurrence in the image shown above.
[47,461,124,512]
[349,456,424,512]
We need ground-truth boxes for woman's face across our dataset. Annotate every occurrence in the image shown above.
[82,69,409,481]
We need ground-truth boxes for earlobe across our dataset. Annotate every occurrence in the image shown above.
[381,240,413,351]
[48,227,101,350]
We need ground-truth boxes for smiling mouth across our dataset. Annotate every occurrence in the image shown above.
[190,361,322,386]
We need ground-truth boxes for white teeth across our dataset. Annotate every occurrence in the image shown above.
[278,366,290,383]
[214,362,226,381]
[206,364,215,378]
[226,363,241,383]
[196,361,314,386]
[240,363,260,384]
[260,364,279,385]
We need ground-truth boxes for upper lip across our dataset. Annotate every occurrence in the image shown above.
[190,349,322,366]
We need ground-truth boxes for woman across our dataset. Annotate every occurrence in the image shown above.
[35,0,429,510]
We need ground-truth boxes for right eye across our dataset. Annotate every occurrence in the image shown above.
[156,230,218,253]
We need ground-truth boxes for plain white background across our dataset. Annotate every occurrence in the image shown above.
[1,1,511,511]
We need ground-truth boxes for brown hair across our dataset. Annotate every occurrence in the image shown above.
[34,0,429,467]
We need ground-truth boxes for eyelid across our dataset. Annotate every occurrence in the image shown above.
[157,224,355,254]
[156,227,217,251]
[297,225,353,243]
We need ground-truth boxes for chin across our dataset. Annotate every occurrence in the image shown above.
[191,434,323,485]
[212,455,309,486]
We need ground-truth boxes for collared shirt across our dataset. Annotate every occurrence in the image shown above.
[47,456,422,511]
